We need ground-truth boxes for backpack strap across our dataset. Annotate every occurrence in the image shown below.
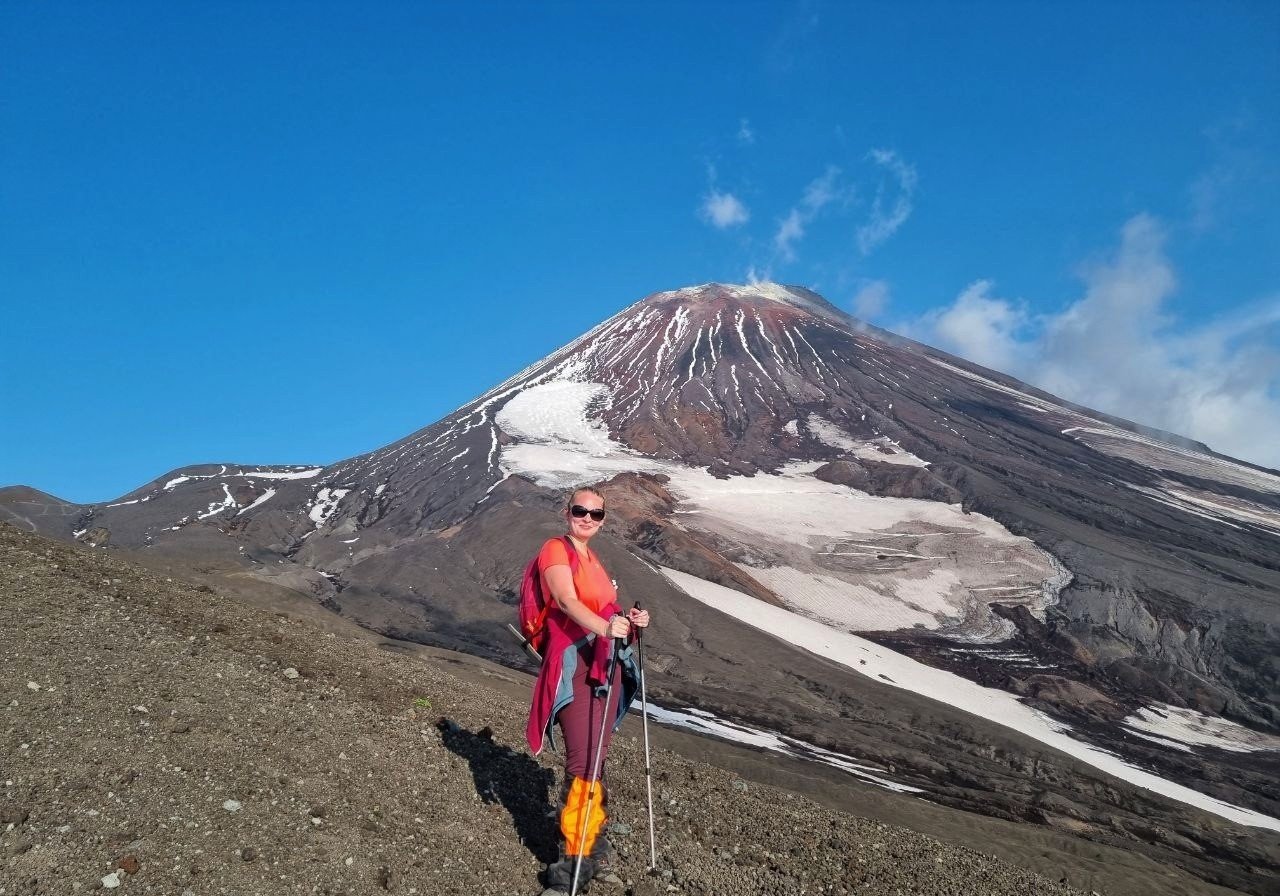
[561,534,582,575]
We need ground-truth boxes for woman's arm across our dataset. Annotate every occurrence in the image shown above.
[545,564,629,639]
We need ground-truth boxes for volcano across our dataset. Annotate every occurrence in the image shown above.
[5,282,1279,893]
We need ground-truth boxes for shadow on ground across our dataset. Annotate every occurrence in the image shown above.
[437,717,559,863]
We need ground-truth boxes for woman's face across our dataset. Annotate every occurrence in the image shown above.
[565,490,606,542]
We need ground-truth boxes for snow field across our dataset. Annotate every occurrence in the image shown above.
[657,566,1280,832]
[1158,483,1280,534]
[662,461,1061,638]
[806,415,930,467]
[640,704,922,794]
[308,488,350,526]
[498,381,1062,641]
[233,467,323,480]
[747,565,951,632]
[494,380,615,454]
[236,488,277,516]
[1122,704,1280,754]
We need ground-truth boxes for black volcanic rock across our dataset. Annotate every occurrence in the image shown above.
[815,458,963,503]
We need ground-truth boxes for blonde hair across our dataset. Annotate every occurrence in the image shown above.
[567,485,604,507]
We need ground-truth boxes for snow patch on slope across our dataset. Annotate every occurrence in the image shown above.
[1122,704,1280,754]
[237,488,277,516]
[750,565,964,633]
[644,704,922,794]
[1063,426,1280,496]
[807,416,930,467]
[495,381,614,452]
[197,484,237,520]
[498,380,1061,640]
[665,460,1055,639]
[309,488,350,526]
[658,565,1280,832]
[238,467,323,480]
[1125,480,1280,534]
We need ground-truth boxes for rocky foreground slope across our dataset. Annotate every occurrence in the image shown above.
[0,522,1107,896]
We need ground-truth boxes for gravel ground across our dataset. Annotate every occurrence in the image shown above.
[0,524,1089,896]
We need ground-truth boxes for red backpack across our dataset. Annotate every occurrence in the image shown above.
[514,535,579,662]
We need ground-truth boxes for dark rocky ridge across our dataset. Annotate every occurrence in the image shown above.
[3,282,1279,893]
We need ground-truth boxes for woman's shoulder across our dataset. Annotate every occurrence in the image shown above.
[537,536,572,567]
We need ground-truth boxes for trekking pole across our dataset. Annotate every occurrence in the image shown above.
[570,635,621,896]
[634,601,657,870]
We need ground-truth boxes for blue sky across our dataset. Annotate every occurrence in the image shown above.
[3,1,1278,503]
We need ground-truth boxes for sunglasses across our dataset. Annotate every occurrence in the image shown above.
[569,504,606,522]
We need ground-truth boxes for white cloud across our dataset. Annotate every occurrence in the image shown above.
[1189,164,1237,234]
[773,166,850,262]
[737,118,755,145]
[774,209,805,261]
[710,150,913,271]
[1187,112,1259,234]
[857,149,917,255]
[802,166,843,211]
[700,191,750,229]
[911,214,1280,469]
[850,280,891,320]
[916,280,1032,373]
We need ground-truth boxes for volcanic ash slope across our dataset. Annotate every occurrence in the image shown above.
[0,523,1092,896]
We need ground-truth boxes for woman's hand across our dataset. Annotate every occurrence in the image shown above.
[606,614,631,639]
[628,607,650,628]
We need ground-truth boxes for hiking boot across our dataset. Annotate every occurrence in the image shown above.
[544,856,595,893]
[589,835,613,880]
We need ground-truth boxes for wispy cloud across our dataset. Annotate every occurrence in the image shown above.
[774,209,806,260]
[907,214,1280,468]
[1187,112,1258,234]
[700,190,750,229]
[711,148,916,275]
[766,0,821,75]
[773,166,850,261]
[737,118,756,145]
[850,279,891,320]
[857,149,917,254]
[1189,164,1239,234]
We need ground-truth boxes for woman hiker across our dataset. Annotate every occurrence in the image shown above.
[526,486,650,894]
